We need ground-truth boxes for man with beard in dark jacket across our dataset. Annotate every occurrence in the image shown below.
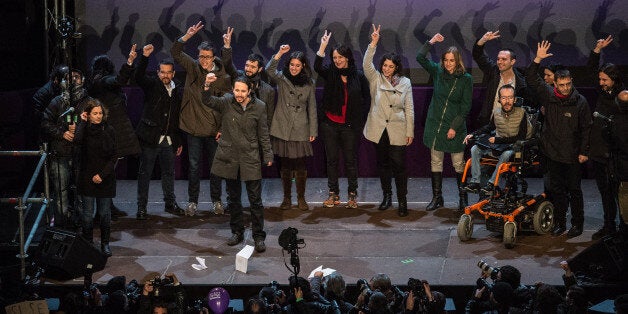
[41,69,91,228]
[526,41,592,238]
[587,35,625,240]
[124,43,185,220]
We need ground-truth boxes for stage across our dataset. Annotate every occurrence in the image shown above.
[54,177,604,288]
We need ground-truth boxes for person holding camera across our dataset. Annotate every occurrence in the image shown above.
[308,272,353,313]
[351,274,404,314]
[401,279,446,314]
[137,273,186,314]
[281,276,340,314]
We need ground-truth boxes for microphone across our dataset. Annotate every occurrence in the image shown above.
[593,111,613,123]
[58,106,75,119]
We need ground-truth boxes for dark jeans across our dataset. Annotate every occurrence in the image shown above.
[137,141,176,208]
[320,120,359,195]
[593,160,618,230]
[548,159,584,227]
[81,196,111,242]
[49,156,73,227]
[187,134,221,203]
[375,130,407,198]
[226,176,265,240]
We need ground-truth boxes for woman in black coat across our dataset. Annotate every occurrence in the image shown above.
[75,99,117,257]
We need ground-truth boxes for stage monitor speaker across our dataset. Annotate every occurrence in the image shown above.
[568,230,628,283]
[36,228,107,280]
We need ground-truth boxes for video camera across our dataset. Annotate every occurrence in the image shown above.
[150,275,174,297]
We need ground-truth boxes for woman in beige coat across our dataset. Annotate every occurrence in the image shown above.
[363,25,414,217]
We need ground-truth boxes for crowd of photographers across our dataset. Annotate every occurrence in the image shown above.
[49,263,628,314]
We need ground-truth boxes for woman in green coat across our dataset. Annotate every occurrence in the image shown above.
[416,33,472,211]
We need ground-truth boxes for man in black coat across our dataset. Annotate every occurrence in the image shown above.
[587,35,625,240]
[526,41,592,238]
[124,44,184,220]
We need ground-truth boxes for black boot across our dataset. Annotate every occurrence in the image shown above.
[295,170,309,211]
[82,228,94,244]
[379,175,393,210]
[426,172,444,211]
[136,206,148,220]
[398,197,408,217]
[456,172,468,211]
[395,174,408,216]
[100,226,112,257]
[552,208,566,236]
[280,169,292,210]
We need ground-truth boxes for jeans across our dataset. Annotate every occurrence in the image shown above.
[187,134,221,203]
[49,157,73,227]
[137,141,176,208]
[547,159,584,227]
[81,196,111,242]
[320,120,359,194]
[375,130,407,197]
[469,145,514,184]
[593,160,618,229]
[226,177,266,240]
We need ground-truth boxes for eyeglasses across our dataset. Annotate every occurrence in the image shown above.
[500,96,515,101]
[198,55,214,60]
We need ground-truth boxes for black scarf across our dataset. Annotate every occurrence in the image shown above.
[325,66,358,115]
[285,71,310,86]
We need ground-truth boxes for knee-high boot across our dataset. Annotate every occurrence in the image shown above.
[456,172,468,211]
[100,226,112,257]
[280,169,292,210]
[426,172,444,211]
[295,170,309,211]
[395,175,408,217]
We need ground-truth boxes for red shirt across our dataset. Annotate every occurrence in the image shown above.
[326,81,348,123]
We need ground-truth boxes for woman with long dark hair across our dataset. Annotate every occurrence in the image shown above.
[315,31,370,209]
[266,45,317,211]
[75,99,117,256]
[363,25,414,217]
[417,33,473,211]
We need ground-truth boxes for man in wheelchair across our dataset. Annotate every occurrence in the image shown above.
[463,84,530,195]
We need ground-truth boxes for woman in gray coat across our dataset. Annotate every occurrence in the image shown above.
[267,45,317,211]
[363,25,414,217]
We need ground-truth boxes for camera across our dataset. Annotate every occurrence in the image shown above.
[476,277,494,291]
[407,278,426,298]
[356,278,373,310]
[125,279,142,302]
[150,276,174,297]
[477,260,500,280]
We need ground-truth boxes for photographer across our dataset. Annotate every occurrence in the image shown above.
[137,273,186,314]
[401,279,446,314]
[465,282,513,314]
[281,276,340,314]
[350,274,403,314]
[466,263,534,313]
[309,272,353,313]
[255,281,286,313]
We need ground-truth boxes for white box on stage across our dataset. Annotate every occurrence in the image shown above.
[235,245,255,273]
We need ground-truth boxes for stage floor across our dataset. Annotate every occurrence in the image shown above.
[55,177,604,287]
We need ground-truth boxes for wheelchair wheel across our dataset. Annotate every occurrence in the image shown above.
[533,201,554,235]
[503,222,517,249]
[457,214,473,241]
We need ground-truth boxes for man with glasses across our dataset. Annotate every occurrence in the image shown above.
[171,21,232,216]
[124,43,184,220]
[463,84,529,194]
[526,41,591,238]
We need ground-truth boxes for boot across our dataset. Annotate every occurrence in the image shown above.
[295,170,309,211]
[280,169,292,210]
[456,172,468,211]
[100,226,112,257]
[82,228,94,244]
[426,172,444,211]
[398,197,408,217]
[379,175,393,210]
[136,206,147,220]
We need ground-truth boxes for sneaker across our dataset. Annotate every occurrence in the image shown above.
[165,203,185,216]
[464,182,480,193]
[323,192,340,208]
[185,202,197,217]
[213,201,225,215]
[226,233,243,246]
[480,182,495,194]
[346,192,358,209]
[254,239,266,252]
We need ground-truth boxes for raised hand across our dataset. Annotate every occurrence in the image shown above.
[143,44,154,57]
[429,33,444,44]
[205,73,217,87]
[594,35,613,53]
[320,30,332,46]
[184,21,204,40]
[535,40,553,60]
[370,24,381,46]
[127,44,138,64]
[223,26,234,48]
[278,44,290,56]
[479,30,500,45]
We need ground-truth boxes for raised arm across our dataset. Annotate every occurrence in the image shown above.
[134,44,154,89]
[314,30,332,78]
[266,44,291,82]
[362,24,380,82]
[221,27,238,83]
[473,31,500,73]
[525,41,553,98]
[416,33,443,76]
[170,21,203,71]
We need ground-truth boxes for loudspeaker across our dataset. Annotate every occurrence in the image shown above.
[568,230,628,283]
[36,228,107,280]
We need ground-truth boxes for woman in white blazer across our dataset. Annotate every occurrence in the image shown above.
[363,25,414,217]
